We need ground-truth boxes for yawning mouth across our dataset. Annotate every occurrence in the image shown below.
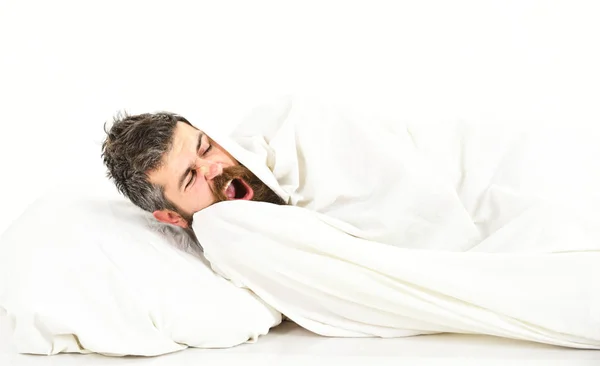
[224,178,255,201]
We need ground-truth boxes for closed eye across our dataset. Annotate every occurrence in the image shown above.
[202,144,212,156]
[185,170,196,189]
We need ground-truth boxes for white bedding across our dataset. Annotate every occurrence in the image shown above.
[0,190,281,356]
[1,95,599,357]
[192,96,600,349]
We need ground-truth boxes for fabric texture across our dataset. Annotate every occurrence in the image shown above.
[0,188,281,356]
[194,95,600,349]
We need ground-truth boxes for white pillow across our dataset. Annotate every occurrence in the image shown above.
[0,188,281,356]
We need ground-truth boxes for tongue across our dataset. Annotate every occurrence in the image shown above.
[225,181,236,200]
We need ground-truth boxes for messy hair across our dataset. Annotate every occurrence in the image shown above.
[101,111,191,213]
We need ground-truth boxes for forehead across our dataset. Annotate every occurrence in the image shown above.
[148,122,200,187]
[167,121,200,158]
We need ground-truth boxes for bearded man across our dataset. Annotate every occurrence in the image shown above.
[100,96,600,349]
[102,111,287,228]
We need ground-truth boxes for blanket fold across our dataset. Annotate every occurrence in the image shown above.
[194,95,600,348]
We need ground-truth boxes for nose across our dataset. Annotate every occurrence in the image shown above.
[198,160,223,180]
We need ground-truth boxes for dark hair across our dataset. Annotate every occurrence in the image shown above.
[101,111,190,213]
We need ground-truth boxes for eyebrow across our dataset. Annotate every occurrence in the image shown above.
[177,133,204,191]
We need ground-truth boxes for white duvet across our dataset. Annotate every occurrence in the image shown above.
[193,96,600,349]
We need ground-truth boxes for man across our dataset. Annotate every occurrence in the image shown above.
[101,97,600,348]
[103,96,600,253]
[101,97,501,252]
[102,112,286,229]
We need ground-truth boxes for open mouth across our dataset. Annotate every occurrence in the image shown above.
[223,178,254,201]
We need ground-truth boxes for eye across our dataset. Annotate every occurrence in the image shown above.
[202,144,212,156]
[185,171,196,189]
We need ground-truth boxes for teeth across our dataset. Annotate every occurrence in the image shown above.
[223,179,233,192]
[223,179,236,200]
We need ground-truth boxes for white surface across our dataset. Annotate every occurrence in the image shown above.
[0,190,280,356]
[2,0,600,364]
[1,0,600,235]
[2,318,599,366]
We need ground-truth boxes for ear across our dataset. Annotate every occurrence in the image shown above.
[153,209,189,228]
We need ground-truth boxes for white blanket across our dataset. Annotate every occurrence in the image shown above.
[193,96,600,349]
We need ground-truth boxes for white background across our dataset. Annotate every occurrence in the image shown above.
[0,0,599,235]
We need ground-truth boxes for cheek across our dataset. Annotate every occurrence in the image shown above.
[221,155,238,167]
[188,180,216,207]
[213,144,238,166]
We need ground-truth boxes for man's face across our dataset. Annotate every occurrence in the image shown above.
[148,122,284,228]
